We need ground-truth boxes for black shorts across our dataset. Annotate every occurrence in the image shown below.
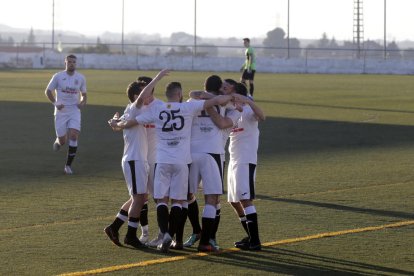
[242,69,256,81]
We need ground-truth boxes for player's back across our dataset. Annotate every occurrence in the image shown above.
[136,100,205,164]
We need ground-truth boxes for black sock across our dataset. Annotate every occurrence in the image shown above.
[140,203,148,227]
[240,216,249,236]
[211,208,221,240]
[126,217,139,239]
[188,200,202,234]
[200,217,214,245]
[249,83,254,96]
[157,204,169,234]
[66,146,77,166]
[175,207,188,243]
[168,206,182,238]
[246,213,260,243]
[110,209,128,231]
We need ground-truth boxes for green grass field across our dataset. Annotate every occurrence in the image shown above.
[0,70,413,276]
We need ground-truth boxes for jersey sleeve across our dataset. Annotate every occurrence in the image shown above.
[135,106,154,124]
[46,73,59,91]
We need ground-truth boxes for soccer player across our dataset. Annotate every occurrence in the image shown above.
[184,75,241,252]
[240,38,256,97]
[110,69,234,253]
[45,54,87,174]
[104,80,151,249]
[227,83,265,250]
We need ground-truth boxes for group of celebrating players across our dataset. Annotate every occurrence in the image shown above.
[45,50,264,254]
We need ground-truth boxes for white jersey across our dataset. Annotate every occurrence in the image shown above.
[47,71,87,114]
[222,106,242,149]
[142,98,164,164]
[228,105,259,164]
[136,100,205,164]
[121,103,148,162]
[190,100,240,154]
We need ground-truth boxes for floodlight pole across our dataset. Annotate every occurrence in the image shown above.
[52,0,55,50]
[193,0,197,70]
[287,0,290,59]
[122,0,125,55]
[384,0,387,59]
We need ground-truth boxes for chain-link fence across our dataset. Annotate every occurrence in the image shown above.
[1,42,413,74]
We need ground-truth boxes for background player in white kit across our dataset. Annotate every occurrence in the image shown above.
[105,81,150,249]
[45,54,87,174]
[227,83,265,250]
[110,69,234,253]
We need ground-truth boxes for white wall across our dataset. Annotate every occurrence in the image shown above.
[1,52,414,75]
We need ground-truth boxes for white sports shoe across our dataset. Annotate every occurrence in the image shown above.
[53,139,61,152]
[64,165,73,175]
[147,232,163,247]
[139,233,149,244]
[157,233,172,253]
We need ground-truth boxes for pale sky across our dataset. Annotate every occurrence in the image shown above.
[0,0,413,41]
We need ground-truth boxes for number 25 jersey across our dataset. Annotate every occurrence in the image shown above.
[135,100,205,164]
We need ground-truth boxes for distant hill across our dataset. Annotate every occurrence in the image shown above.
[1,24,413,49]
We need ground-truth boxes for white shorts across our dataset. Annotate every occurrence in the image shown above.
[153,163,190,200]
[147,162,155,196]
[54,108,81,137]
[189,152,224,195]
[227,161,256,202]
[122,160,149,195]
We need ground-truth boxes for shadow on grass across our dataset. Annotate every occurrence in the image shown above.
[256,195,414,220]
[2,101,414,179]
[259,116,414,158]
[255,98,414,114]
[198,247,414,275]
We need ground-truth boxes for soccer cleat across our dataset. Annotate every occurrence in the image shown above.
[139,233,149,244]
[53,139,61,152]
[157,233,172,253]
[237,240,262,251]
[64,165,73,175]
[147,232,163,247]
[104,226,122,247]
[124,236,147,249]
[209,238,219,250]
[234,236,249,248]
[183,233,200,247]
[197,243,219,253]
[170,240,183,250]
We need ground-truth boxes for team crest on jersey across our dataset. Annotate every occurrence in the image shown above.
[167,104,171,109]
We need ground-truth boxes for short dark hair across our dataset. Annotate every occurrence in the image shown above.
[66,54,77,59]
[137,76,154,93]
[205,75,222,95]
[224,78,237,86]
[126,81,144,102]
[243,38,250,42]
[165,82,182,98]
[235,82,248,97]
[137,76,152,84]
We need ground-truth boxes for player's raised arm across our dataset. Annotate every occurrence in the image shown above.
[134,69,170,108]
[188,90,215,100]
[108,118,138,131]
[203,94,233,110]
[233,93,266,122]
